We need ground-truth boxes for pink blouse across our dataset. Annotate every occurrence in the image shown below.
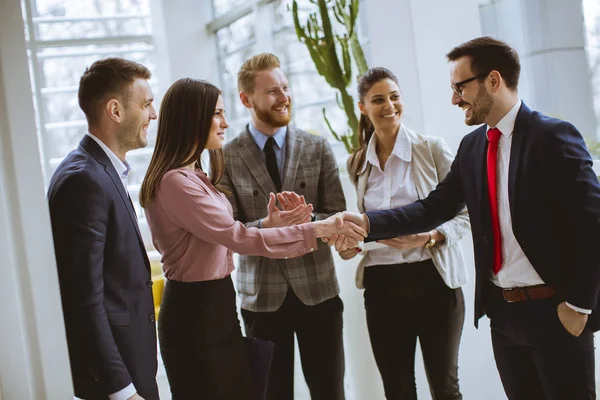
[144,167,318,282]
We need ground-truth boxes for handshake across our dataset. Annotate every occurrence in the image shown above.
[262,191,368,250]
[313,212,369,251]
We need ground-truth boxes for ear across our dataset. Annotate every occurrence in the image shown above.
[239,92,252,109]
[105,99,122,123]
[358,101,366,115]
[488,70,503,92]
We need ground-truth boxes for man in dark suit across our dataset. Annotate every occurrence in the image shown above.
[47,58,159,400]
[340,37,600,399]
[220,53,347,400]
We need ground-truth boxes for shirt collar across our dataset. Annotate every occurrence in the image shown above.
[487,99,522,138]
[249,123,287,151]
[86,132,129,178]
[361,124,411,173]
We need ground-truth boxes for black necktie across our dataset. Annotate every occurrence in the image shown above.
[264,137,281,192]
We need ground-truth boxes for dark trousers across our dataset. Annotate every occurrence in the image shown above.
[364,260,465,400]
[158,276,254,400]
[241,290,345,400]
[485,292,596,400]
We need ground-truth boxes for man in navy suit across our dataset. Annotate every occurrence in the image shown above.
[48,58,159,400]
[340,37,600,399]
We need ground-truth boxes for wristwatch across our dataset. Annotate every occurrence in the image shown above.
[310,213,317,222]
[424,232,436,249]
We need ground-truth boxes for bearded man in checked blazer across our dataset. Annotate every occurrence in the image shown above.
[219,52,346,400]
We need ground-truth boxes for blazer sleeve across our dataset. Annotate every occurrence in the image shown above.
[544,121,600,310]
[220,162,262,229]
[159,171,318,258]
[49,172,132,395]
[429,137,471,248]
[365,138,467,242]
[314,138,346,220]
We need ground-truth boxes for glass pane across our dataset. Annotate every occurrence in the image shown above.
[212,0,247,18]
[42,91,85,124]
[216,13,255,56]
[293,101,347,141]
[272,0,315,32]
[33,0,151,18]
[37,43,156,88]
[35,17,152,41]
[288,71,337,105]
[44,126,87,159]
[219,43,257,94]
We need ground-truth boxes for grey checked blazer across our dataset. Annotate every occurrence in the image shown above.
[220,126,346,312]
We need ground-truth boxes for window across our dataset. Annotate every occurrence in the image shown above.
[584,0,600,159]
[21,0,160,255]
[209,0,366,164]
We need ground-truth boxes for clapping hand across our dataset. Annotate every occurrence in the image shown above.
[262,192,313,228]
[276,191,313,224]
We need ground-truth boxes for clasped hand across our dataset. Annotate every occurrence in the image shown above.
[319,211,369,251]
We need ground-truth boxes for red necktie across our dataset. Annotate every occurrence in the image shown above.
[487,128,503,275]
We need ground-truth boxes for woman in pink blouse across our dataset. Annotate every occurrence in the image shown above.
[139,78,364,400]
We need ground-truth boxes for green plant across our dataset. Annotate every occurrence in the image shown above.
[585,138,600,159]
[292,0,368,154]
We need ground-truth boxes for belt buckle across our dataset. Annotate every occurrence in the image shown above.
[502,288,517,303]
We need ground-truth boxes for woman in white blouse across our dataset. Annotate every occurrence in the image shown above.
[342,67,471,400]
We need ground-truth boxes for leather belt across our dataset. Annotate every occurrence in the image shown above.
[488,284,556,303]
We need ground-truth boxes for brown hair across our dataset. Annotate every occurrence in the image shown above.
[347,67,399,183]
[139,78,225,207]
[237,52,281,94]
[446,36,521,90]
[78,57,151,126]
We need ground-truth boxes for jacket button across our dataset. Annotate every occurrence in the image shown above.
[147,280,153,288]
[300,182,306,188]
[253,190,258,196]
[149,314,156,322]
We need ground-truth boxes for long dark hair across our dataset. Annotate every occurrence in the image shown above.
[348,67,399,183]
[140,78,225,207]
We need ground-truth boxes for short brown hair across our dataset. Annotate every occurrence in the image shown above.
[446,37,520,90]
[237,53,281,94]
[78,57,151,125]
[140,78,225,207]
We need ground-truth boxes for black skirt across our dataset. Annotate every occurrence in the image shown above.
[158,275,255,400]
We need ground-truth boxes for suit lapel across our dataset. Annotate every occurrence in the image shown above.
[508,103,532,219]
[80,135,144,245]
[237,128,278,196]
[281,127,302,191]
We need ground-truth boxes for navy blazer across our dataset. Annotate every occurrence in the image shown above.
[48,135,159,399]
[365,103,600,328]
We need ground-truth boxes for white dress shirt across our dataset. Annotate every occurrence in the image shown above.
[488,100,589,313]
[75,133,136,400]
[363,125,432,267]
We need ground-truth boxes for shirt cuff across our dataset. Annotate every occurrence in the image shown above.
[109,383,136,400]
[565,302,592,314]
[259,218,263,228]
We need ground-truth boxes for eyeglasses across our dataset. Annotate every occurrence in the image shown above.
[450,73,489,97]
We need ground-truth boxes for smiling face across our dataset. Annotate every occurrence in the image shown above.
[450,56,494,126]
[205,94,228,150]
[118,78,157,150]
[358,78,403,135]
[244,67,291,132]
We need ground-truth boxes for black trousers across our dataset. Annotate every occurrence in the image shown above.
[485,290,596,400]
[241,290,345,400]
[364,260,465,400]
[158,276,254,400]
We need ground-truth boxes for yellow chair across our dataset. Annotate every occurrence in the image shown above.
[151,262,165,320]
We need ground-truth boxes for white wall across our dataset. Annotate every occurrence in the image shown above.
[0,0,72,399]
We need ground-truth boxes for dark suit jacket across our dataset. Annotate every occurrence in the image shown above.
[48,135,159,399]
[365,103,600,328]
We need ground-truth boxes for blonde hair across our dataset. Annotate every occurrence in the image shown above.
[237,53,281,94]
